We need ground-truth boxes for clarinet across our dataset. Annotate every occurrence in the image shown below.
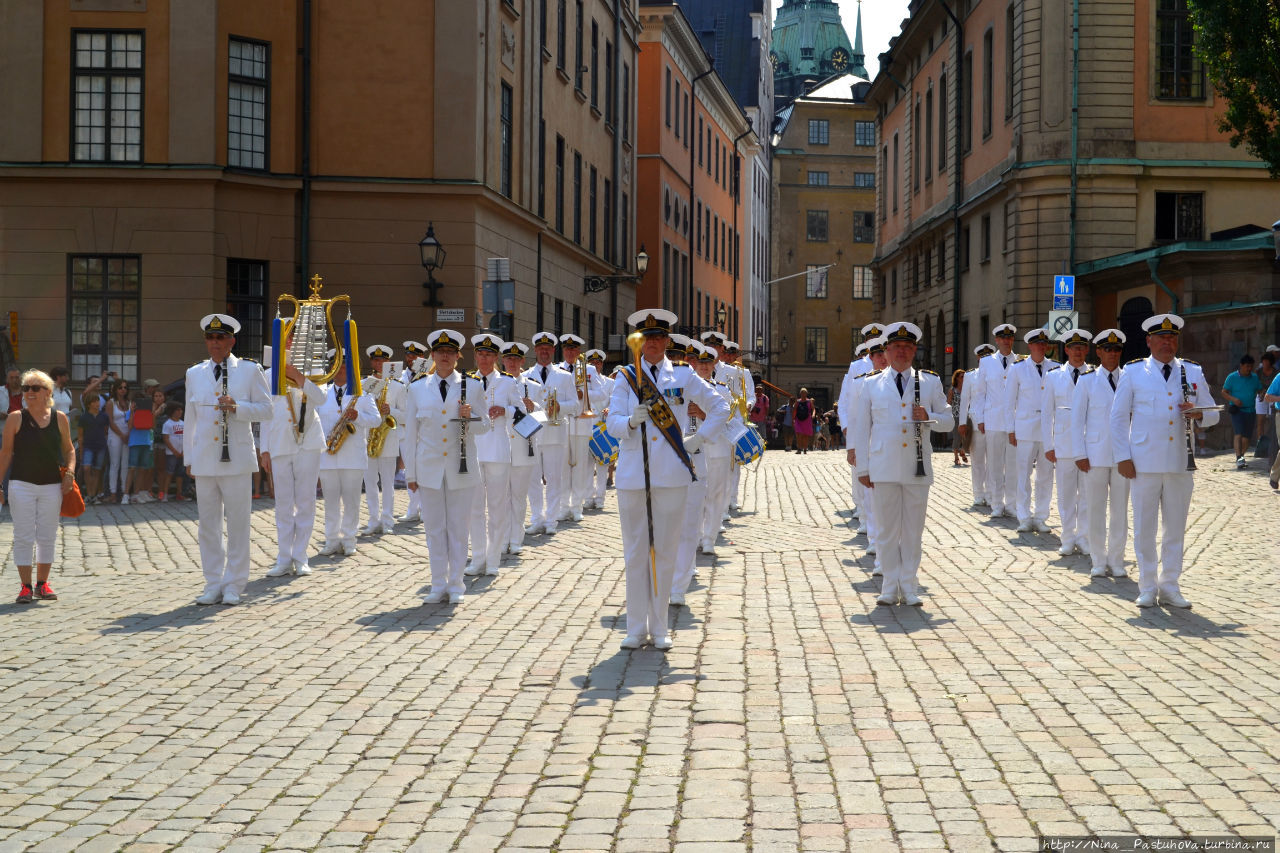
[522,379,535,456]
[458,375,470,474]
[219,362,231,462]
[1180,363,1197,471]
[913,368,925,477]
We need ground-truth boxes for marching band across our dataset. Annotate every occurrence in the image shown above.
[187,293,1222,635]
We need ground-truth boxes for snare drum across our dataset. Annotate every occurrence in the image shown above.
[589,420,620,465]
[732,423,764,465]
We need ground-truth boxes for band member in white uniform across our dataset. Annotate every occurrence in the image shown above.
[846,336,888,568]
[957,343,996,507]
[837,323,885,523]
[1042,329,1092,554]
[718,340,753,513]
[1071,329,1130,579]
[1110,313,1219,608]
[1008,328,1059,532]
[397,340,430,525]
[316,353,380,557]
[186,314,273,605]
[524,332,579,535]
[608,309,730,650]
[850,322,951,606]
[465,334,525,577]
[260,358,325,578]
[694,344,734,560]
[559,334,606,521]
[973,324,1019,518]
[361,345,407,536]
[502,342,541,554]
[670,342,717,606]
[403,330,492,604]
[586,349,615,509]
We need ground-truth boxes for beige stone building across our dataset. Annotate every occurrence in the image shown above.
[0,0,642,386]
[869,0,1280,379]
[769,74,878,412]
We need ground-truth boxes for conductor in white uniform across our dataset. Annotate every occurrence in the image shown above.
[185,314,273,605]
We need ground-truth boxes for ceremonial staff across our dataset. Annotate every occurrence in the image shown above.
[626,331,659,600]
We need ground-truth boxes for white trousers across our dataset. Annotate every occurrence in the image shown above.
[593,462,609,503]
[700,455,732,547]
[320,468,364,548]
[1130,472,1194,598]
[728,462,741,508]
[850,465,860,512]
[1055,457,1088,547]
[106,432,128,494]
[364,454,398,529]
[985,431,1015,511]
[271,451,321,569]
[618,486,684,640]
[507,464,535,546]
[528,443,567,529]
[405,479,421,518]
[420,482,476,595]
[1014,439,1054,522]
[567,435,592,510]
[673,461,708,596]
[1085,464,1129,571]
[468,461,511,568]
[9,481,62,566]
[196,473,253,597]
[872,482,930,601]
[969,424,988,503]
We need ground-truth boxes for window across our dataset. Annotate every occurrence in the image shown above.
[1154,191,1204,241]
[714,137,720,183]
[622,63,631,141]
[556,0,566,69]
[589,166,598,253]
[572,305,581,335]
[807,170,829,186]
[914,100,922,190]
[961,225,971,270]
[555,135,565,233]
[853,211,874,243]
[924,248,932,286]
[500,82,513,198]
[621,192,629,261]
[540,0,548,50]
[695,200,702,255]
[880,145,888,221]
[891,269,898,304]
[573,151,582,243]
[1157,0,1204,99]
[72,30,143,163]
[674,81,682,139]
[855,120,875,146]
[1003,200,1013,253]
[665,67,672,127]
[554,298,564,336]
[662,242,671,307]
[805,328,828,363]
[982,30,993,138]
[228,37,268,170]
[574,1,584,90]
[697,116,703,164]
[808,119,830,145]
[683,92,690,148]
[604,178,613,261]
[806,210,829,242]
[588,312,596,349]
[806,265,828,299]
[712,214,719,265]
[1005,6,1015,119]
[68,255,141,381]
[980,213,991,261]
[962,51,973,153]
[590,20,598,108]
[605,41,614,125]
[892,133,900,212]
[852,266,874,299]
[938,74,948,170]
[538,120,546,217]
[227,259,268,358]
[925,88,934,179]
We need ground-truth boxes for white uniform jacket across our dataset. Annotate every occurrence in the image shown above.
[1069,365,1122,466]
[508,374,543,466]
[851,368,951,484]
[837,356,873,431]
[558,362,610,437]
[259,379,326,457]
[364,375,408,459]
[703,382,735,459]
[316,383,381,470]
[1040,364,1088,459]
[956,368,979,425]
[184,355,273,477]
[402,370,493,490]
[973,351,1018,432]
[1009,357,1059,442]
[471,369,526,464]
[523,363,580,446]
[605,358,731,489]
[1109,356,1219,473]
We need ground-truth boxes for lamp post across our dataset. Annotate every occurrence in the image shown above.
[716,305,728,332]
[419,223,447,307]
[583,245,649,293]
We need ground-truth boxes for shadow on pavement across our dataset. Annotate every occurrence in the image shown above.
[850,607,955,633]
[1125,608,1246,637]
[355,603,456,633]
[570,649,700,707]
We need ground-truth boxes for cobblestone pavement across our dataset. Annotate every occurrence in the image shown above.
[0,450,1277,852]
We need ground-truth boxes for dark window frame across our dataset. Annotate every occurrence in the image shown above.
[808,119,830,145]
[71,29,145,163]
[67,254,143,382]
[226,259,269,359]
[1156,0,1205,100]
[227,35,270,171]
[806,210,829,242]
[500,82,514,198]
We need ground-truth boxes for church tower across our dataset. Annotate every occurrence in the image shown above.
[770,0,861,108]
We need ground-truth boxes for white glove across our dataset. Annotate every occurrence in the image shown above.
[684,432,705,454]
[628,404,651,428]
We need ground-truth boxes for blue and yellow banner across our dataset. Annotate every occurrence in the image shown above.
[620,364,697,482]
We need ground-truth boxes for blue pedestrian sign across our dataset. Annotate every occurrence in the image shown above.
[1052,275,1075,311]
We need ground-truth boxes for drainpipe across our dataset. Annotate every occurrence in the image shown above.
[1069,0,1079,273]
[1146,257,1178,314]
[937,0,963,376]
[689,65,715,330]
[299,0,313,294]
[732,125,753,340]
[612,0,624,334]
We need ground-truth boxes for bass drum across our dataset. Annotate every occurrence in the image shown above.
[731,422,764,466]
[589,420,620,465]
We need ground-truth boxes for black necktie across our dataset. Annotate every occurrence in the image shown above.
[1108,373,1116,391]
[1036,362,1043,377]
[541,366,548,383]
[335,385,343,405]
[896,372,905,397]
[1002,356,1008,369]
[650,364,659,382]
[1162,363,1172,382]
[1072,367,1079,385]
[482,375,488,391]
[439,379,448,401]
[214,363,223,382]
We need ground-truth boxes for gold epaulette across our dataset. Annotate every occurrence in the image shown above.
[672,360,690,367]
[921,369,939,377]
[863,369,883,377]
[1016,354,1028,362]
[1126,358,1145,366]
[500,370,515,378]
[1048,365,1062,372]
[966,367,978,373]
[1181,359,1200,366]
[410,372,430,383]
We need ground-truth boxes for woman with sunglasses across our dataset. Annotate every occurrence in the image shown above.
[0,370,76,603]
[104,378,132,503]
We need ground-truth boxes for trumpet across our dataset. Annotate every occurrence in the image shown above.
[575,354,595,419]
[547,388,562,426]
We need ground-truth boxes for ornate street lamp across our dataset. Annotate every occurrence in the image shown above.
[419,223,447,307]
[584,245,650,293]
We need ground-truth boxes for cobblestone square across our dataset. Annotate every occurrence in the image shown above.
[0,450,1277,851]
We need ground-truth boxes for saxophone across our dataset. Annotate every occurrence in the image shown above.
[326,378,382,455]
[366,376,397,457]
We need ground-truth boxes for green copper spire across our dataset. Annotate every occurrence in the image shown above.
[851,1,868,78]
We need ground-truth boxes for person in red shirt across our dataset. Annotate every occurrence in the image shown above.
[6,368,22,413]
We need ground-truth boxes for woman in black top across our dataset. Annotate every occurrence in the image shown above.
[0,370,76,604]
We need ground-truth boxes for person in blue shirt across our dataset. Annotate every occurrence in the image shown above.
[1265,366,1280,489]
[1222,355,1262,468]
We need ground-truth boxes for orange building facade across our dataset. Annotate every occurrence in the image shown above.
[635,4,754,342]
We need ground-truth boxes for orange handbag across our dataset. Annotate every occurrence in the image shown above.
[59,467,85,518]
